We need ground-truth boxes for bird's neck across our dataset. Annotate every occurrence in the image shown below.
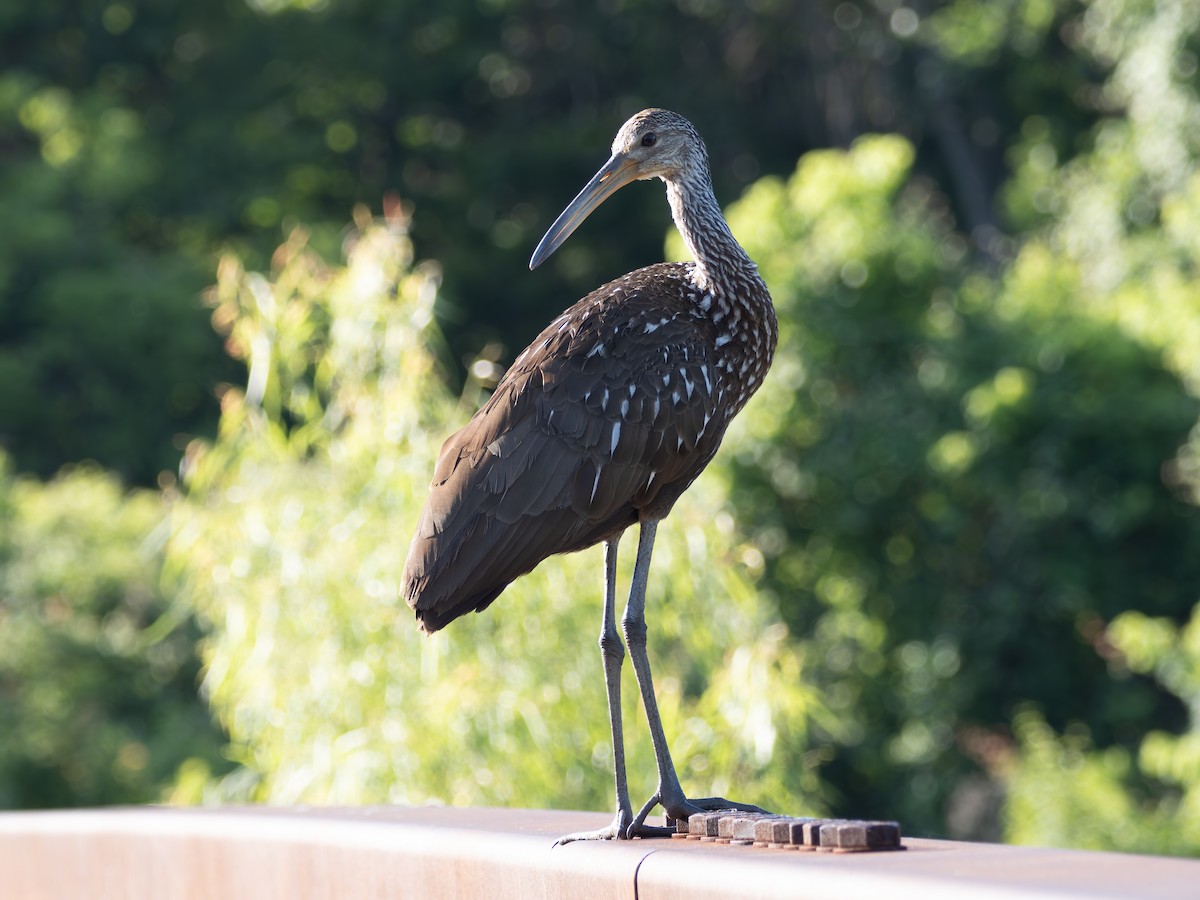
[665,172,759,297]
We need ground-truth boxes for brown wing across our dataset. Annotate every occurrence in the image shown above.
[401,264,727,632]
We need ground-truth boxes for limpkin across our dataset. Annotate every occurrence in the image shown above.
[402,109,778,841]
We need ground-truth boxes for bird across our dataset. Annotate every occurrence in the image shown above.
[402,108,778,842]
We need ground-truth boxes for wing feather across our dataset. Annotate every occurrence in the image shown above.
[402,263,734,632]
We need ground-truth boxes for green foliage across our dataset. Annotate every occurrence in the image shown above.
[1003,709,1168,854]
[0,454,226,807]
[926,0,1062,67]
[0,0,1101,484]
[0,70,238,484]
[169,212,823,812]
[710,131,1200,838]
[996,0,1200,857]
[1005,605,1200,856]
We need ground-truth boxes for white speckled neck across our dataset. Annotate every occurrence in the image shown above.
[664,169,757,297]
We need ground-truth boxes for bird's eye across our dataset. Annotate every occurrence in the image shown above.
[641,132,657,147]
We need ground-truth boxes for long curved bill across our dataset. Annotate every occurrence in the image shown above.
[530,152,640,270]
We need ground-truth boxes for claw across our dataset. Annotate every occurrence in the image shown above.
[627,791,662,838]
[554,824,619,846]
[555,807,673,845]
[630,786,771,835]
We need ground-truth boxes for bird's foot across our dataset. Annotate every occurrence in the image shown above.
[554,808,674,846]
[629,787,770,837]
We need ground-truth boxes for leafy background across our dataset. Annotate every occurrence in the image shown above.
[3,0,1200,854]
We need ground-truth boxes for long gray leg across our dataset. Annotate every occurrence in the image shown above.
[598,536,632,827]
[623,519,767,835]
[555,536,668,844]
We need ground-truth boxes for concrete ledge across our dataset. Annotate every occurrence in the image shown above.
[0,805,1197,899]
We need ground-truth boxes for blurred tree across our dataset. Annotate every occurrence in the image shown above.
[981,0,1200,855]
[709,0,1200,844]
[0,453,228,807]
[1004,603,1200,856]
[0,0,1105,484]
[714,131,1200,839]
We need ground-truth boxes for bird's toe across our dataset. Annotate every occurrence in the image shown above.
[555,807,672,845]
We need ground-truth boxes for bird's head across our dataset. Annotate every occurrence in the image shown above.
[530,108,706,270]
[610,108,707,182]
